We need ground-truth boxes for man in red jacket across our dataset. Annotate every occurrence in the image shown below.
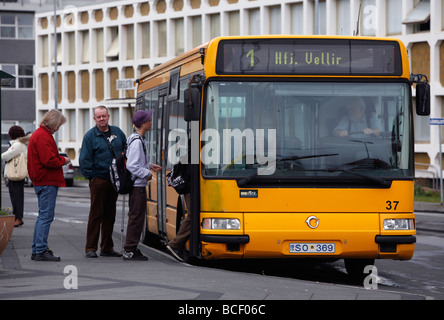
[27,109,70,261]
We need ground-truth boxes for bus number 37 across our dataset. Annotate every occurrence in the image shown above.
[386,200,399,210]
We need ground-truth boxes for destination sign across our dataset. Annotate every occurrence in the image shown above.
[216,39,402,76]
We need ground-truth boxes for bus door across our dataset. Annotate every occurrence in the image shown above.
[156,89,168,241]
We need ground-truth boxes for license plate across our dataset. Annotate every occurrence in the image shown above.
[289,243,335,253]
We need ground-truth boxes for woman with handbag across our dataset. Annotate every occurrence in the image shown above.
[1,125,31,227]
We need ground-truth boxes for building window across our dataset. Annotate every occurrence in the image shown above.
[51,33,61,65]
[18,13,33,39]
[291,3,303,35]
[106,27,119,61]
[269,6,281,34]
[209,14,220,39]
[157,20,167,57]
[67,32,76,65]
[337,0,350,35]
[248,9,260,35]
[403,0,430,33]
[81,31,89,63]
[125,24,134,60]
[68,109,76,141]
[174,18,184,56]
[314,0,326,35]
[191,16,202,48]
[1,65,15,87]
[141,23,150,58]
[0,12,33,39]
[18,65,33,88]
[41,35,49,67]
[387,0,402,35]
[228,11,240,36]
[111,108,119,126]
[0,64,34,89]
[1,13,16,38]
[95,28,104,62]
[82,109,90,135]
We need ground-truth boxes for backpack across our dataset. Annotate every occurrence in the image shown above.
[109,135,146,195]
[167,162,190,194]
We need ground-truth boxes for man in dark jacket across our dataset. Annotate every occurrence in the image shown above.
[79,105,126,258]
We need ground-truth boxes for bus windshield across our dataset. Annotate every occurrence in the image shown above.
[202,80,413,185]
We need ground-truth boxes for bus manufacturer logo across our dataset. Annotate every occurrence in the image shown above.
[240,190,258,198]
[305,216,320,229]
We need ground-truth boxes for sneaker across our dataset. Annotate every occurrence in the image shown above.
[166,245,184,262]
[123,248,148,261]
[34,249,61,262]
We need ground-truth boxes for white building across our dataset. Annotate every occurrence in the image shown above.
[0,0,113,153]
[34,0,441,178]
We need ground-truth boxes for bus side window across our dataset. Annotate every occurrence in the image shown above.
[143,91,157,165]
[166,79,189,169]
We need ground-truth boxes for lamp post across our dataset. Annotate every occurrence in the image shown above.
[53,0,59,146]
[53,0,58,110]
[0,70,16,208]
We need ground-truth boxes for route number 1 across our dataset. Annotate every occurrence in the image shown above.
[246,49,255,67]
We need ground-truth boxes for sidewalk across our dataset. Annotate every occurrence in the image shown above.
[0,215,427,301]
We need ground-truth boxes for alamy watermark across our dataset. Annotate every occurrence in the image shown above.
[61,5,78,29]
[363,265,378,290]
[63,265,78,290]
[168,121,277,176]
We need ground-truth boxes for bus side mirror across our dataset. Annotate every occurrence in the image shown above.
[184,87,201,122]
[416,82,430,116]
[184,74,205,122]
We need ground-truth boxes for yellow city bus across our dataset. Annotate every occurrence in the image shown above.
[136,35,430,276]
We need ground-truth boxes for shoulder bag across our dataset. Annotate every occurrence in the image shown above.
[6,150,28,181]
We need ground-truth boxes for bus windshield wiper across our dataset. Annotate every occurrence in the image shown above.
[279,152,339,162]
[237,152,339,187]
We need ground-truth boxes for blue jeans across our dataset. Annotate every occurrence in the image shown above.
[32,185,59,254]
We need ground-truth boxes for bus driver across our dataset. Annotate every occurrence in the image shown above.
[334,97,381,138]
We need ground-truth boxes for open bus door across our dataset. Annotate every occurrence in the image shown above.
[156,89,168,241]
[184,74,204,258]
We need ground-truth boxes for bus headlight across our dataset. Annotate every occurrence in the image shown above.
[202,218,241,230]
[383,219,415,230]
